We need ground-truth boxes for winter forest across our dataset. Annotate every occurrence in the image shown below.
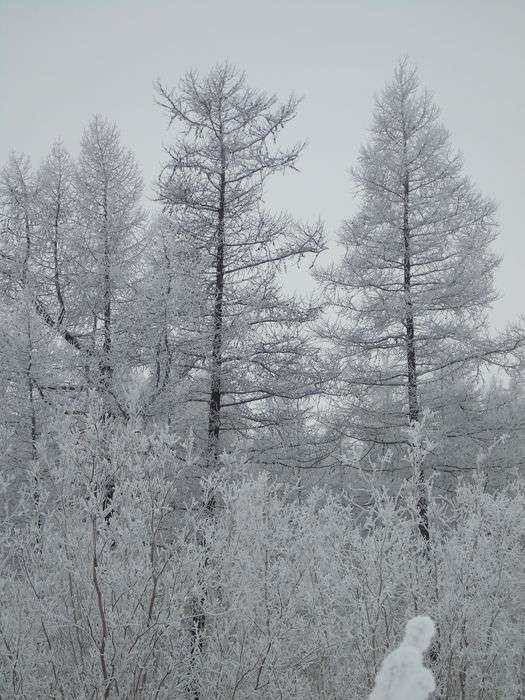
[1,46,525,699]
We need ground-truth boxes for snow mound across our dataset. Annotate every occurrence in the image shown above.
[369,615,436,700]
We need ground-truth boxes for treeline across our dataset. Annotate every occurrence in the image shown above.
[0,60,523,491]
[0,59,524,698]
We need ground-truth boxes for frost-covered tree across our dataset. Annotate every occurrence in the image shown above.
[0,154,42,470]
[156,63,324,474]
[0,153,36,289]
[131,213,206,424]
[1,121,146,424]
[0,146,91,412]
[318,59,523,498]
[73,115,144,414]
[35,139,75,327]
[0,122,148,520]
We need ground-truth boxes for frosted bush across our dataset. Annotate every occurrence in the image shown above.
[369,616,436,700]
[0,412,523,697]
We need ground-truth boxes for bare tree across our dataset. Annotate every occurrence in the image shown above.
[36,139,75,328]
[317,59,523,534]
[0,154,40,469]
[131,213,206,423]
[156,63,324,477]
[73,115,144,415]
[156,63,324,697]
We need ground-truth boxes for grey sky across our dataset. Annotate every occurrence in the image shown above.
[1,0,523,328]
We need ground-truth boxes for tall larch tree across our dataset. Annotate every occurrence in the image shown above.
[156,63,324,477]
[74,115,144,416]
[318,59,523,533]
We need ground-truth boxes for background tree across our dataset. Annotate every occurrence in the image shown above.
[73,115,144,416]
[131,213,206,425]
[35,139,75,328]
[0,154,42,473]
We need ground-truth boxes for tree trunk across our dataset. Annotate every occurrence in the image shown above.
[53,174,65,325]
[190,131,227,700]
[100,187,115,524]
[403,172,419,425]
[402,170,429,542]
[206,141,226,480]
[101,188,112,398]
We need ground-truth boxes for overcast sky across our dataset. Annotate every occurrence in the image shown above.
[1,0,523,327]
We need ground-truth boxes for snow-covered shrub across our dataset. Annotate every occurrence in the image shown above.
[369,616,436,700]
[0,410,523,698]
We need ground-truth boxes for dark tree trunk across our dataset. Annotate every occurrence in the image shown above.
[402,170,429,542]
[206,143,226,481]
[101,189,112,398]
[403,172,419,425]
[53,175,65,325]
[100,188,115,524]
[190,133,227,700]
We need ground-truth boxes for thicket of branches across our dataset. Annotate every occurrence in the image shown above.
[1,407,523,698]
